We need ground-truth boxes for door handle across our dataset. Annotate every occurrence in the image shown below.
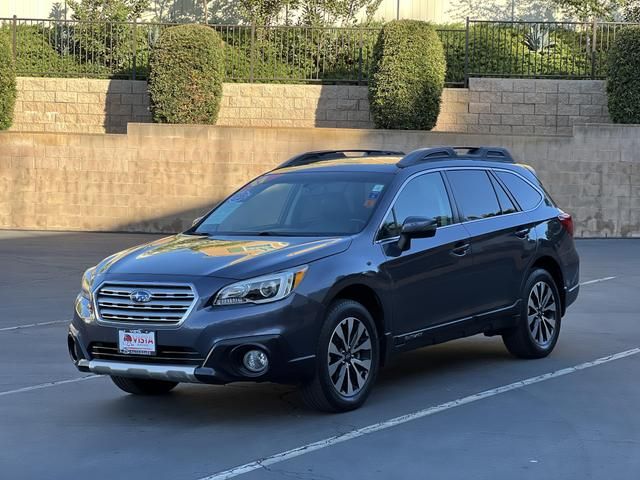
[514,227,530,239]
[450,242,470,257]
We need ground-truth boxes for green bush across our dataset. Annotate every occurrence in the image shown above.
[149,24,225,124]
[607,26,640,123]
[369,20,445,130]
[0,34,16,130]
[0,25,110,78]
[466,25,590,79]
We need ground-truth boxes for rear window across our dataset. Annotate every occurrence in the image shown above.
[495,171,543,211]
[446,170,501,221]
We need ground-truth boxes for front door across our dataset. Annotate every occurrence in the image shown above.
[378,172,473,336]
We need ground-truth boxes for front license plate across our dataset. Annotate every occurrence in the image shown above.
[118,330,156,356]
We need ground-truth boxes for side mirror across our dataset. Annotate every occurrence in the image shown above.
[397,216,437,251]
[192,216,203,227]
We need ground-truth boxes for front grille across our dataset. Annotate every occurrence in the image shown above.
[89,342,205,366]
[95,282,196,325]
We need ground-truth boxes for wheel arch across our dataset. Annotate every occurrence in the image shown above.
[326,282,390,365]
[530,255,566,315]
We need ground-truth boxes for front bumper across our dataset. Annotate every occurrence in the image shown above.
[69,288,323,385]
[77,359,199,382]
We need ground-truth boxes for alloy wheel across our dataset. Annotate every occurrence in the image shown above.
[527,281,557,348]
[327,317,373,397]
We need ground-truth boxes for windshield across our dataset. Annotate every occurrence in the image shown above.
[195,171,393,236]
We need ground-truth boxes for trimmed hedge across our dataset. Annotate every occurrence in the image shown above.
[149,24,225,124]
[0,34,16,130]
[607,26,640,123]
[369,20,445,130]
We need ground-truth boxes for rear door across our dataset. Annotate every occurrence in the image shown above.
[378,172,473,336]
[445,169,537,316]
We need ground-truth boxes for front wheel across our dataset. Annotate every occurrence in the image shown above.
[110,376,178,395]
[301,299,380,412]
[503,269,562,359]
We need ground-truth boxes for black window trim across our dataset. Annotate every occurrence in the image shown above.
[374,166,545,243]
[492,169,545,213]
[487,169,521,214]
[374,170,459,244]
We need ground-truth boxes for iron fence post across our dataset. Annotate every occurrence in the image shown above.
[358,28,363,85]
[250,23,255,83]
[11,15,17,62]
[131,18,137,80]
[591,19,597,79]
[464,17,470,87]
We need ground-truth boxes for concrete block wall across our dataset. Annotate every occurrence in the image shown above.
[466,78,610,136]
[217,84,373,129]
[9,77,614,135]
[1,123,639,237]
[12,78,152,134]
[7,78,479,134]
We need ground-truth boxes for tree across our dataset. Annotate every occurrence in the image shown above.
[296,0,383,26]
[238,0,292,26]
[548,0,631,20]
[68,0,150,70]
[449,0,557,22]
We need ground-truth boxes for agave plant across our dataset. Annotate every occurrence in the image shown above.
[524,25,556,54]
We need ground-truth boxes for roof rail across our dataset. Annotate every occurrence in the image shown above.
[277,149,405,169]
[397,146,515,168]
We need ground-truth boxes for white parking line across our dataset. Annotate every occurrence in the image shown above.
[0,375,101,398]
[580,276,616,286]
[198,347,640,480]
[0,319,68,332]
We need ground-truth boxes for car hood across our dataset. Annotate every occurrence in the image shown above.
[97,234,352,280]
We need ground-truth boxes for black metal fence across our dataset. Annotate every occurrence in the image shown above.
[465,20,639,81]
[1,16,637,86]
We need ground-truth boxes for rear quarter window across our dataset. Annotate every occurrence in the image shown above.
[495,171,543,211]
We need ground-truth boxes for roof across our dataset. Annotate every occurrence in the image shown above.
[275,155,404,174]
[273,147,522,175]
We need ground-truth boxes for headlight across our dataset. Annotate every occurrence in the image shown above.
[81,266,97,300]
[213,266,308,306]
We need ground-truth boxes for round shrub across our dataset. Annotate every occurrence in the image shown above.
[0,34,16,130]
[369,20,445,130]
[149,24,225,124]
[607,26,640,124]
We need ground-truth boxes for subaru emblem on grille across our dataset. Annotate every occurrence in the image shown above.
[130,290,152,303]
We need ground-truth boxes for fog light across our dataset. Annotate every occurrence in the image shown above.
[243,349,269,374]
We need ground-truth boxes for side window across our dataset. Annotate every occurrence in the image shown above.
[489,173,518,214]
[446,170,501,221]
[378,173,454,240]
[496,171,543,211]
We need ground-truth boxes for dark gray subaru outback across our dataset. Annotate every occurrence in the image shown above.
[69,147,579,412]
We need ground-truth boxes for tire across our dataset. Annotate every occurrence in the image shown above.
[503,268,562,359]
[110,376,178,395]
[301,299,380,413]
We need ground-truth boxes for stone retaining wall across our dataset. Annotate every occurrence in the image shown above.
[464,78,610,136]
[12,77,152,134]
[0,123,638,237]
[10,78,470,133]
[9,77,613,136]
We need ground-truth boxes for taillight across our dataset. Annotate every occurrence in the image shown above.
[558,211,574,236]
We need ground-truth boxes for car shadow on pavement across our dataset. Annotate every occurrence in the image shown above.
[92,338,513,423]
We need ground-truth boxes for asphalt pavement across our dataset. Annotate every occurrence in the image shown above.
[0,231,638,480]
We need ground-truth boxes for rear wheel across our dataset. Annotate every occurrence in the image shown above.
[110,376,178,395]
[503,269,562,359]
[301,299,379,412]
